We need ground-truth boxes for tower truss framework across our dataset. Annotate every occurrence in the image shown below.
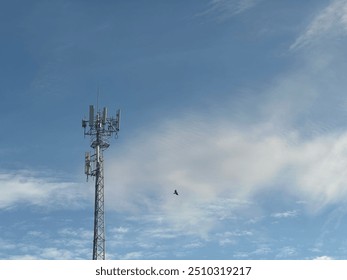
[82,105,120,260]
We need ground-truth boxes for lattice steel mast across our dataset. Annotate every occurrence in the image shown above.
[82,105,120,260]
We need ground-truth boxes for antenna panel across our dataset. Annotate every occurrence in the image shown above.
[102,107,107,125]
[96,146,100,163]
[85,152,91,175]
[89,105,94,127]
[116,109,121,130]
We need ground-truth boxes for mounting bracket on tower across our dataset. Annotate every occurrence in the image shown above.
[82,104,121,260]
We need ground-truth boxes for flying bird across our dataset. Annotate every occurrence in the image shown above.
[173,189,179,195]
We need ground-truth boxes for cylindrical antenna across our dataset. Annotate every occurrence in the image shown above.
[85,152,91,175]
[89,105,94,127]
[116,109,121,131]
[102,107,107,125]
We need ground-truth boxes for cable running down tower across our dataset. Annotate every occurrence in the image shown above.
[82,105,120,260]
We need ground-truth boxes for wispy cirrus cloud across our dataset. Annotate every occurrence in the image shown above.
[0,170,89,209]
[271,210,298,219]
[313,255,334,260]
[276,246,298,259]
[0,226,92,260]
[198,0,262,21]
[217,230,253,246]
[291,0,347,50]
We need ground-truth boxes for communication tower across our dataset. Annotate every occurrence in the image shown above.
[82,105,121,260]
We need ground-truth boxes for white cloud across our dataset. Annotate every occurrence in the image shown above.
[110,226,129,234]
[101,32,347,238]
[291,0,347,50]
[41,247,74,259]
[9,254,38,260]
[252,246,272,256]
[313,255,334,260]
[56,228,93,251]
[198,0,262,21]
[0,239,16,252]
[217,230,253,246]
[118,251,143,260]
[276,246,298,258]
[0,170,90,209]
[288,133,347,210]
[1,226,92,260]
[183,241,204,249]
[271,210,298,218]
[103,105,347,237]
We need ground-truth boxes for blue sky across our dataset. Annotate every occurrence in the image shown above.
[2,0,347,260]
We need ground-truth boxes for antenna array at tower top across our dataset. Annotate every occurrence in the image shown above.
[82,105,120,138]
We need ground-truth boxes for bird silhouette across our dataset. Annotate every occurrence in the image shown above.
[173,190,178,195]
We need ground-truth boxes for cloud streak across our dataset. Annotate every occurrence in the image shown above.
[271,210,298,219]
[291,0,347,50]
[0,170,89,209]
[198,0,262,21]
[0,226,92,260]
